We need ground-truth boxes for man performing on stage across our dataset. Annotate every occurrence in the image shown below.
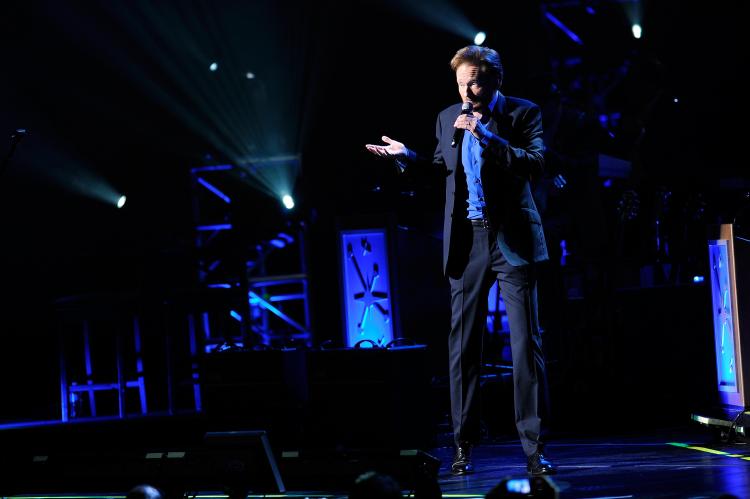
[366,45,554,476]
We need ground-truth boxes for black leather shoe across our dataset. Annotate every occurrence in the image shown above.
[527,451,555,475]
[451,442,474,475]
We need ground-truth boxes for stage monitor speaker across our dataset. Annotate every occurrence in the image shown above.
[145,430,285,496]
[0,427,284,497]
[279,447,440,493]
[201,349,307,446]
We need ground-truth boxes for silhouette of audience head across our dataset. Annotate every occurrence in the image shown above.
[126,484,163,499]
[349,471,403,499]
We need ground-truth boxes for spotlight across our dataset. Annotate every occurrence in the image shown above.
[117,195,127,208]
[209,62,218,72]
[474,31,486,45]
[282,194,295,210]
[631,24,642,39]
[245,72,256,79]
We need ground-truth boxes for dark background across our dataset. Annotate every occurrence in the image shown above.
[1,0,747,429]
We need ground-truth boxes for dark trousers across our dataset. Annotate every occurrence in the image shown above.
[448,224,547,456]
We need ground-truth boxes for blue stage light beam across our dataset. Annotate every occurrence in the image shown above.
[48,2,311,203]
[383,0,478,42]
[22,137,124,207]
[236,154,301,202]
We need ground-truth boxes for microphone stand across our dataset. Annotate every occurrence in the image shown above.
[1,129,27,178]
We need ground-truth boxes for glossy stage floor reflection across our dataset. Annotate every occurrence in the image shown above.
[434,430,750,498]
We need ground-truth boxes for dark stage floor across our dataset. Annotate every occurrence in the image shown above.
[3,425,749,499]
[433,430,750,498]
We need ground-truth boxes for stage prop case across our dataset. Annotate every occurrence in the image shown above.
[693,224,750,440]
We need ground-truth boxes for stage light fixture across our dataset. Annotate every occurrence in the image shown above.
[474,31,486,45]
[282,194,295,210]
[209,62,218,71]
[117,195,127,208]
[246,72,255,79]
[632,24,642,39]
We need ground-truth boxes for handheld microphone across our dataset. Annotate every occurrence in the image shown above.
[451,102,473,148]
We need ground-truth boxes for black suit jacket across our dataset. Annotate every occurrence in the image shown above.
[431,92,549,275]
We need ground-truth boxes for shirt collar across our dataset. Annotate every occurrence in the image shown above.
[487,90,499,113]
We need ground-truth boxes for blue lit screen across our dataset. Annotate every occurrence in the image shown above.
[708,240,738,393]
[340,229,394,348]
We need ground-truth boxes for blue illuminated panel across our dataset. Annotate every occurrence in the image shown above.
[340,229,394,348]
[709,240,738,394]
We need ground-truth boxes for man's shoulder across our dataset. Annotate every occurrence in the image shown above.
[504,95,540,112]
[437,102,463,120]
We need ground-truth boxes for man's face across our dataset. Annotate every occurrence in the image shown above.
[456,62,497,111]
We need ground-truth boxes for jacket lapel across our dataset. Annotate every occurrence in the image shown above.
[488,91,508,138]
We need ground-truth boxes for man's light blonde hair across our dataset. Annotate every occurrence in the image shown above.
[450,45,503,87]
